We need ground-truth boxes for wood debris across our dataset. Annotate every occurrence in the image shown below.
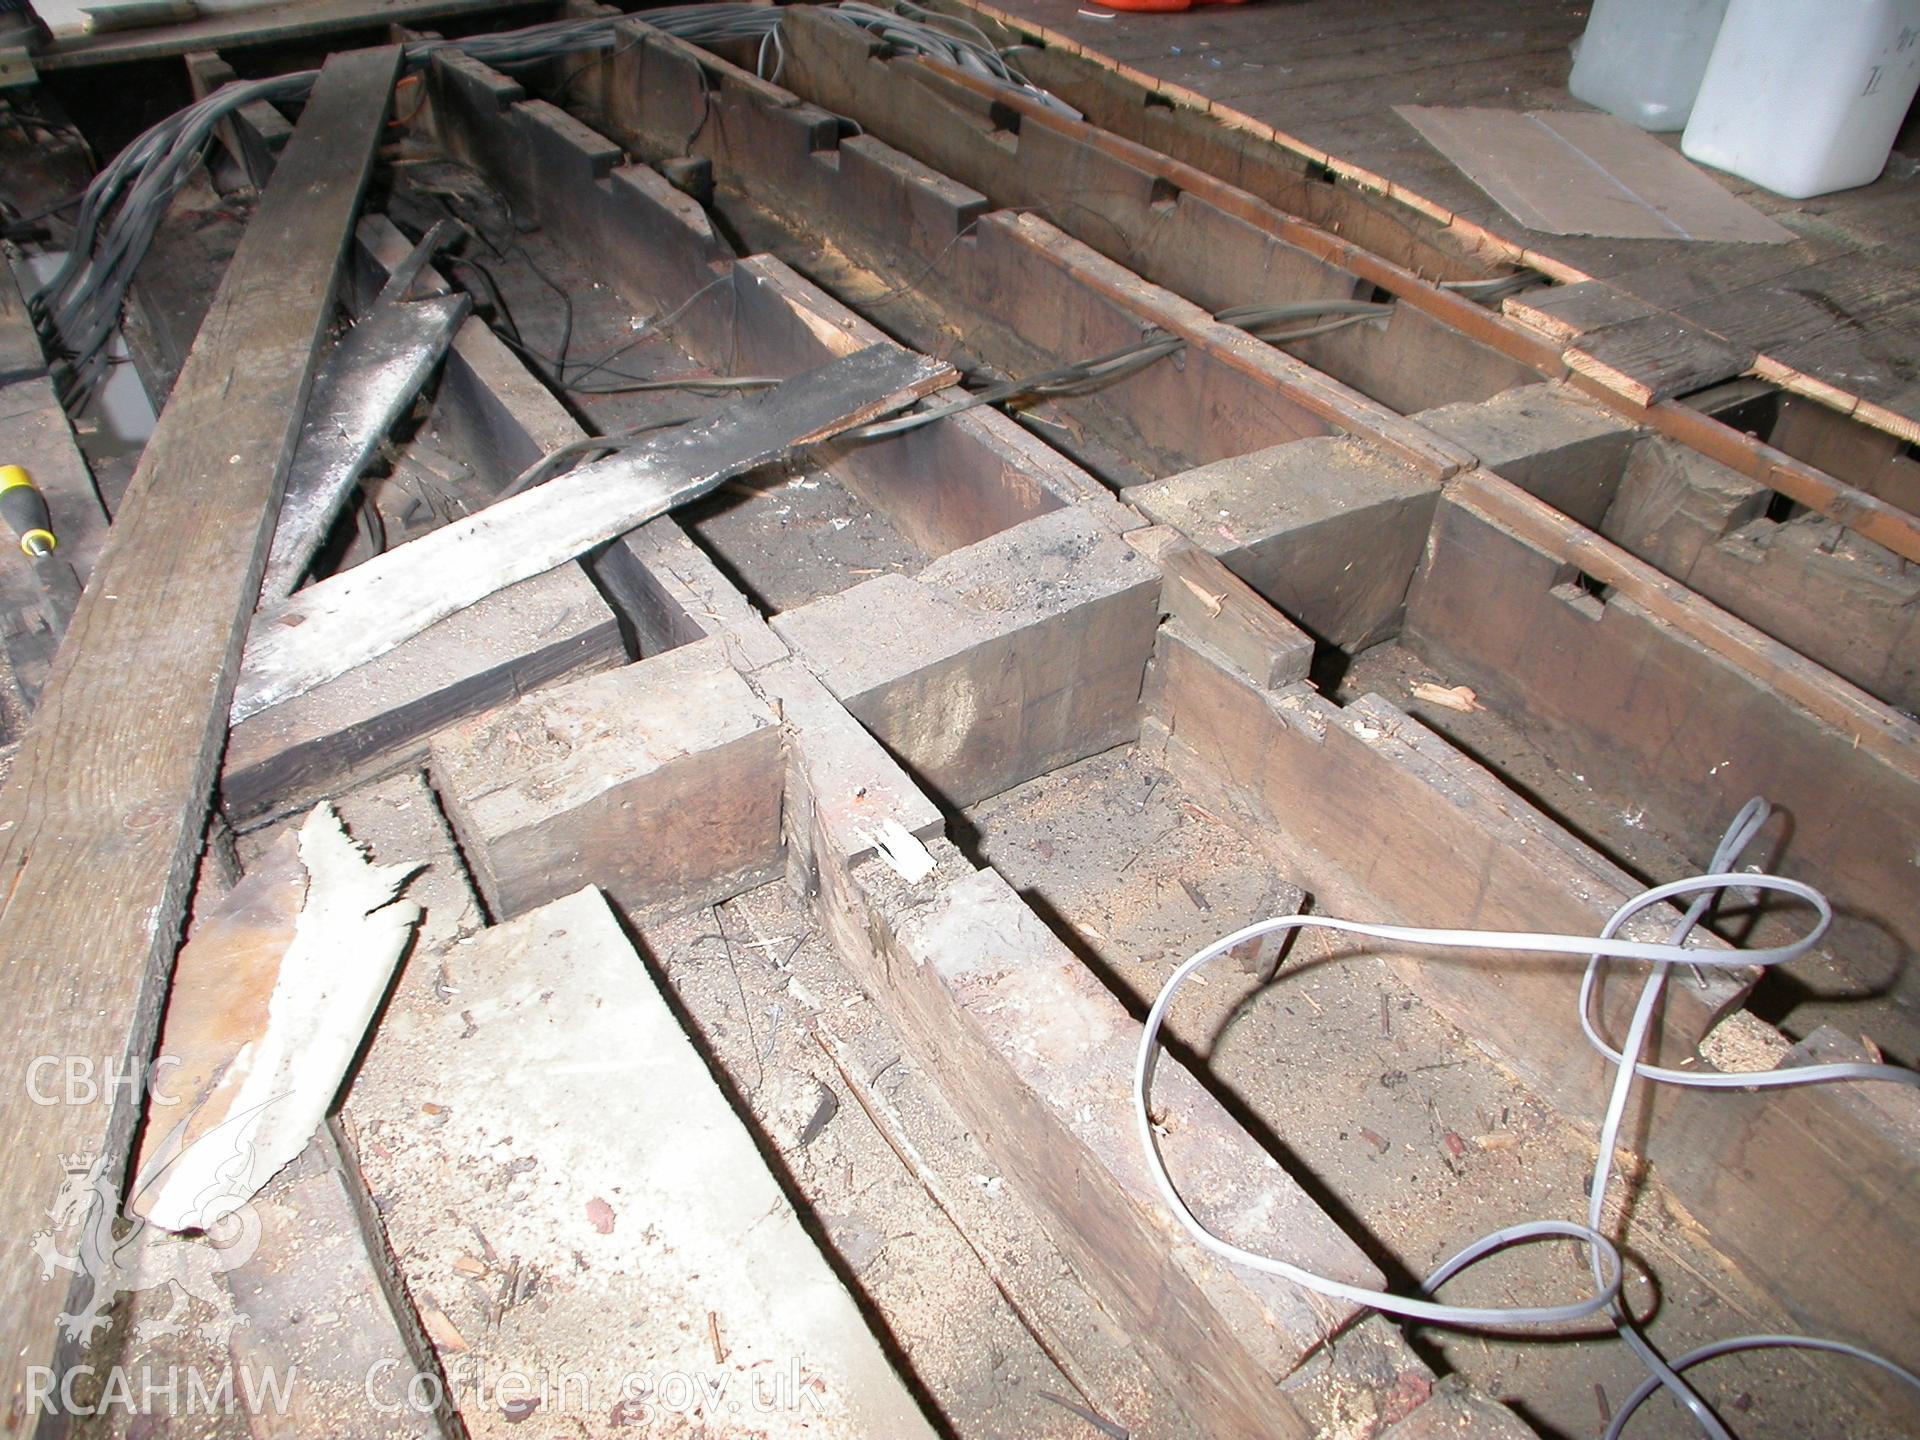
[133,803,419,1231]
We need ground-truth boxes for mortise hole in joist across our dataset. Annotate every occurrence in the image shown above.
[1549,564,1610,619]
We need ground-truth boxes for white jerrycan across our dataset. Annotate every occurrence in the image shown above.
[1683,0,1920,198]
[1569,0,1731,132]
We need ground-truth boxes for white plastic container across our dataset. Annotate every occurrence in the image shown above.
[1568,0,1731,132]
[1683,0,1920,198]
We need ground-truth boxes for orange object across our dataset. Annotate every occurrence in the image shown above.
[1095,0,1251,12]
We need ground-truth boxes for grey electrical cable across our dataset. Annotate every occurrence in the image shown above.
[1579,797,1770,1439]
[842,300,1392,442]
[495,414,697,500]
[1604,1335,1920,1439]
[1134,798,1919,1435]
[33,3,1062,409]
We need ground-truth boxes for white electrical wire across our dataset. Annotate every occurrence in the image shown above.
[1134,798,1920,1436]
[1605,1336,1920,1440]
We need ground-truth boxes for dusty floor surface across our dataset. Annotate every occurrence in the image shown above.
[635,882,1183,1439]
[42,154,1909,1440]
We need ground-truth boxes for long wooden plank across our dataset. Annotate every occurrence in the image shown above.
[0,46,400,1433]
[1598,438,1920,714]
[35,0,516,67]
[1632,388,1920,563]
[1769,392,1920,515]
[231,344,954,720]
[776,16,1549,408]
[427,51,1108,543]
[221,566,625,825]
[1453,469,1920,772]
[258,289,469,602]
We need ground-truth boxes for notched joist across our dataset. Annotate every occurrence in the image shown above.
[422,47,1110,552]
[1421,381,1920,717]
[783,0,1920,565]
[1405,471,1920,978]
[513,21,1468,486]
[952,0,1920,463]
[773,9,1548,413]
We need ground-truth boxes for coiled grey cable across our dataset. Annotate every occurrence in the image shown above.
[1134,798,1919,1435]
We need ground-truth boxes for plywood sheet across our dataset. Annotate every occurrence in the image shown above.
[1396,106,1793,243]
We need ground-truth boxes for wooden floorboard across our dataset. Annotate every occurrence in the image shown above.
[979,0,1920,436]
[34,0,531,68]
[0,46,400,1431]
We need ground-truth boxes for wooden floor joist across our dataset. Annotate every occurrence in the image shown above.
[1405,472,1920,978]
[518,25,1469,486]
[769,6,1920,564]
[231,343,955,720]
[1144,628,1920,1419]
[0,47,400,1430]
[4,10,1917,1436]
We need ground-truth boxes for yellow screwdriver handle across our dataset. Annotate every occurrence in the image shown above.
[0,465,56,558]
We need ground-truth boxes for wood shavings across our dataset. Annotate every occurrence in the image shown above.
[133,803,420,1232]
[1180,574,1227,617]
[1410,681,1484,713]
